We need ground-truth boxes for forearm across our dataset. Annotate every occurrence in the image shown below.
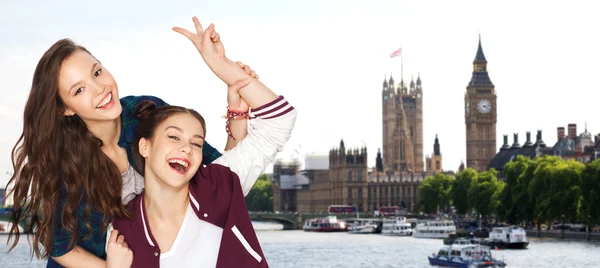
[208,58,278,108]
[51,246,106,268]
[224,118,248,151]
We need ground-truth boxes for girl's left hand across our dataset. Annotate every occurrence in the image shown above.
[227,62,259,112]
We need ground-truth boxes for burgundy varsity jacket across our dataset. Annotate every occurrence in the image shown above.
[112,96,296,268]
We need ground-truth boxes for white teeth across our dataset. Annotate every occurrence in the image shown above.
[168,159,189,168]
[96,93,112,108]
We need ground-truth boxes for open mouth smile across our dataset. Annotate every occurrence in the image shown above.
[167,158,191,174]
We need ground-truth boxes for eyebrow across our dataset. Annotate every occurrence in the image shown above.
[165,126,205,139]
[68,62,98,94]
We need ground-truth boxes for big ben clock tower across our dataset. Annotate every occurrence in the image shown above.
[465,36,497,172]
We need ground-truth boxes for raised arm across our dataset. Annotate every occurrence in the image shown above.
[172,17,278,109]
[223,61,259,151]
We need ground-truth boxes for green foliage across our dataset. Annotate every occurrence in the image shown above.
[526,156,583,223]
[580,159,600,225]
[496,155,530,223]
[245,174,273,212]
[418,173,453,214]
[451,168,477,215]
[491,155,600,226]
[468,169,501,219]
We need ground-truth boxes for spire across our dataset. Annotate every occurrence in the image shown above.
[434,134,441,156]
[468,34,494,88]
[410,76,415,89]
[474,34,487,64]
[389,73,394,86]
[416,73,421,85]
[383,75,388,88]
[376,148,383,172]
[340,139,345,150]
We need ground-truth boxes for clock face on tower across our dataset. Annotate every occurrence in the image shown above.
[477,99,491,114]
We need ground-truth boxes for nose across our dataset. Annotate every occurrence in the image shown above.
[93,82,106,97]
[180,143,193,155]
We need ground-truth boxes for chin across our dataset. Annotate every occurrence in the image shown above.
[166,180,192,190]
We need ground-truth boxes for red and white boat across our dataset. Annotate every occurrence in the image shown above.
[303,216,347,232]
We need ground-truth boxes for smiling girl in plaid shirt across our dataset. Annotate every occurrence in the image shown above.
[6,21,257,268]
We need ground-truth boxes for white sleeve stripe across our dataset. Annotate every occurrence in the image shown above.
[252,100,288,117]
[251,96,284,113]
[253,102,293,119]
[252,99,288,116]
[262,106,295,119]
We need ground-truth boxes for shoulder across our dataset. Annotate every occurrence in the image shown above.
[120,95,169,112]
[190,163,241,193]
[112,195,141,231]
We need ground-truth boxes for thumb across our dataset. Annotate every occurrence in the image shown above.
[203,24,216,45]
[228,78,250,94]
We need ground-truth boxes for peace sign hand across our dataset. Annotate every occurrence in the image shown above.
[173,16,225,64]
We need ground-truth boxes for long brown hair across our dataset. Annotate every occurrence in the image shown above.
[131,100,206,176]
[6,39,129,258]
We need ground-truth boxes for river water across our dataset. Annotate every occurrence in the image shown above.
[2,222,600,267]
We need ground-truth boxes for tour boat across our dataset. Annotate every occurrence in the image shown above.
[428,244,507,267]
[0,220,24,235]
[413,220,456,239]
[476,226,529,249]
[381,217,413,236]
[348,220,380,234]
[303,216,347,232]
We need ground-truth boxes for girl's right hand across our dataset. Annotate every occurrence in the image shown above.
[172,17,226,65]
[106,229,133,268]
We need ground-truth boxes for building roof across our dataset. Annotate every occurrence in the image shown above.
[473,36,487,64]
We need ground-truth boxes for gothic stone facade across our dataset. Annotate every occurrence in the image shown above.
[382,75,424,173]
[465,37,497,172]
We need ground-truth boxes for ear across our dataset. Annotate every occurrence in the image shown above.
[63,108,75,116]
[139,138,150,158]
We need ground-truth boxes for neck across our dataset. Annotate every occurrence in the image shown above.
[86,117,122,150]
[144,172,190,221]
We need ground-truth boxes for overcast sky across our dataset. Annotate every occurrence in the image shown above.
[1,0,600,187]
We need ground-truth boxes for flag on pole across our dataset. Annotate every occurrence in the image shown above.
[390,48,402,58]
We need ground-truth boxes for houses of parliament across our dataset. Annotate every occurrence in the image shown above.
[272,38,497,213]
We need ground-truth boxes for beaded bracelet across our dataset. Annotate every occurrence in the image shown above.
[223,107,252,140]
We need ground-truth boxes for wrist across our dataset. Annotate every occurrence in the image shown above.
[207,58,246,85]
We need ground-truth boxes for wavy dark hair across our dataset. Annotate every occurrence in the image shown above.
[131,100,206,176]
[6,39,130,258]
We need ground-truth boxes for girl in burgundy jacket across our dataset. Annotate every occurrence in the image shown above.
[109,17,296,268]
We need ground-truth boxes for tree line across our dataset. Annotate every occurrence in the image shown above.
[417,155,600,226]
[245,174,274,211]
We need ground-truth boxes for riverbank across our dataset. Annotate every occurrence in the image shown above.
[526,230,600,241]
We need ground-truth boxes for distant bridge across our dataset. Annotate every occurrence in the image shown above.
[248,212,435,230]
[0,213,31,230]
[2,212,435,231]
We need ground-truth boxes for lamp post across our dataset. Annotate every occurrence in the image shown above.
[561,214,565,240]
[537,213,542,238]
[588,214,591,241]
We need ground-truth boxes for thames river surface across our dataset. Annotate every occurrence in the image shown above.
[2,222,600,267]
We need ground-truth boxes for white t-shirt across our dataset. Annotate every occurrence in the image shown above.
[159,204,223,267]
